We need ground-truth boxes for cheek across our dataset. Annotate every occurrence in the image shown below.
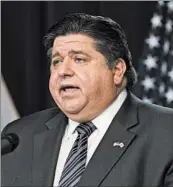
[49,75,54,89]
[49,73,58,93]
[49,76,61,105]
[89,73,114,95]
[84,75,103,98]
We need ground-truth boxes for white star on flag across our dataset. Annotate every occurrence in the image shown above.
[165,88,173,103]
[161,62,167,75]
[168,68,173,82]
[167,1,173,12]
[143,96,153,103]
[142,76,155,91]
[165,20,173,33]
[163,40,170,54]
[151,14,162,28]
[159,83,165,95]
[146,34,160,49]
[158,0,164,6]
[143,55,157,70]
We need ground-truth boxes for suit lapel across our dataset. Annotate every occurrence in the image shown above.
[32,111,67,186]
[79,92,139,186]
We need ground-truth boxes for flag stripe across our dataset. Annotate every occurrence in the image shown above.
[1,76,20,130]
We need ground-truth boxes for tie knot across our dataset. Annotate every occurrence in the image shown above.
[76,122,96,137]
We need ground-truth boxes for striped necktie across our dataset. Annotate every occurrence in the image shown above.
[58,122,96,187]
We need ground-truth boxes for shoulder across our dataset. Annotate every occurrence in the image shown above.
[2,107,62,135]
[131,93,173,138]
[136,96,173,122]
[129,91,173,117]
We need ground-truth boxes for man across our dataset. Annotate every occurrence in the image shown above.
[2,13,173,187]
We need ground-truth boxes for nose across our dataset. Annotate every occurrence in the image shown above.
[58,57,74,78]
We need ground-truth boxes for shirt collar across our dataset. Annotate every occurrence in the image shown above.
[66,88,127,139]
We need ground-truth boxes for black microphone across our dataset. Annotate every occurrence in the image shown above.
[1,133,19,156]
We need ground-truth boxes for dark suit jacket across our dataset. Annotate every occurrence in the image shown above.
[2,92,173,186]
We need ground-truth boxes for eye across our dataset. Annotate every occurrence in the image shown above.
[52,59,62,66]
[74,57,85,63]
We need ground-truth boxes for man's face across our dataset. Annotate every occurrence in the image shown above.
[49,34,122,122]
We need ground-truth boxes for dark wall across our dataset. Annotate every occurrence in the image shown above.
[1,1,157,117]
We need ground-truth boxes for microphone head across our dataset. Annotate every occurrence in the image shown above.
[1,133,19,152]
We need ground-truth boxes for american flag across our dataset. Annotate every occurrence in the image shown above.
[133,1,173,108]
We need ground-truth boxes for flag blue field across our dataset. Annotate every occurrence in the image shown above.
[133,1,173,108]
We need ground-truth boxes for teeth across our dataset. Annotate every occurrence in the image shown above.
[61,86,78,91]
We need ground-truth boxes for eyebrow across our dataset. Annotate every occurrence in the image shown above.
[52,51,62,59]
[51,50,90,59]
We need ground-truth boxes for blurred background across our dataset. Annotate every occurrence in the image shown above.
[1,1,173,129]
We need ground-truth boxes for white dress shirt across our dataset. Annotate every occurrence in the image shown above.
[53,89,127,186]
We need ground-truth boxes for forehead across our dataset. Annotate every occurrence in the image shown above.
[52,34,96,55]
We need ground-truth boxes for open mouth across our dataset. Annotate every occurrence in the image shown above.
[60,85,79,92]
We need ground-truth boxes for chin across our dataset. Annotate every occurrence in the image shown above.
[62,104,84,114]
[62,105,88,122]
[59,99,86,113]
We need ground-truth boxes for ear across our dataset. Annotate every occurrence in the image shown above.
[112,58,126,85]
